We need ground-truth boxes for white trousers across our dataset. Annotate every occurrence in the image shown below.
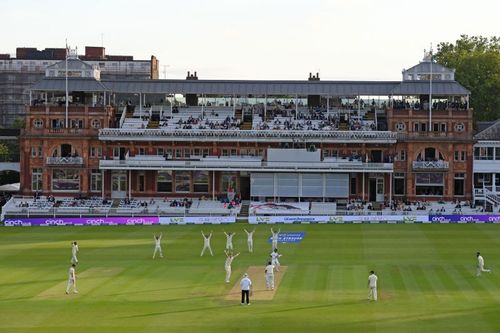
[201,244,213,256]
[226,242,233,250]
[225,265,232,283]
[71,254,78,264]
[477,265,491,276]
[272,258,280,271]
[247,240,253,252]
[153,245,163,258]
[66,278,77,293]
[272,240,278,250]
[368,287,377,301]
[266,274,275,289]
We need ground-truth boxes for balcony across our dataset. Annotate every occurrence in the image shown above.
[46,157,84,166]
[98,128,398,144]
[99,155,394,173]
[412,160,449,170]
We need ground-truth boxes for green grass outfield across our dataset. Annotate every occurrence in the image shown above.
[1,223,500,333]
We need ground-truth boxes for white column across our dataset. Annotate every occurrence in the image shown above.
[264,94,267,118]
[29,90,32,106]
[389,172,392,204]
[233,94,236,116]
[493,173,497,193]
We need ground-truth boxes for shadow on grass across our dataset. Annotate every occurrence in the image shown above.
[0,278,61,287]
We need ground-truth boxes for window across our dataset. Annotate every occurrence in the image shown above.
[33,119,43,128]
[90,170,102,192]
[175,149,182,159]
[350,174,357,195]
[138,173,145,192]
[395,122,406,131]
[70,119,83,129]
[52,169,80,191]
[231,149,237,156]
[184,149,190,158]
[90,147,102,158]
[415,172,444,196]
[193,171,209,192]
[455,122,465,132]
[222,149,229,157]
[175,171,191,192]
[138,147,146,156]
[454,150,466,161]
[454,173,465,196]
[91,119,101,129]
[31,146,37,157]
[32,168,42,191]
[51,119,64,128]
[420,123,427,132]
[496,148,500,160]
[394,173,405,195]
[413,123,419,132]
[474,147,493,160]
[433,123,439,132]
[398,150,406,161]
[440,123,447,132]
[156,148,165,156]
[157,171,172,192]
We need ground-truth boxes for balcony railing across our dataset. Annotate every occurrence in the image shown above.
[99,155,394,172]
[99,128,398,143]
[46,157,84,166]
[412,160,449,170]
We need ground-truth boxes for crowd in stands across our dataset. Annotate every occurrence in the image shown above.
[392,99,467,111]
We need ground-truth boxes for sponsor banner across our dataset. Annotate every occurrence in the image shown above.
[159,216,236,225]
[249,216,333,224]
[267,232,305,244]
[3,216,159,226]
[249,215,428,224]
[429,215,500,223]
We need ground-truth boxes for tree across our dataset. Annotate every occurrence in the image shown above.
[434,35,500,121]
[12,117,25,129]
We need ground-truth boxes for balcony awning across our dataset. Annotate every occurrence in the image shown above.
[390,81,470,96]
[31,78,108,92]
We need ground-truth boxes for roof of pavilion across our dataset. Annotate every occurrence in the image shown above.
[30,77,471,96]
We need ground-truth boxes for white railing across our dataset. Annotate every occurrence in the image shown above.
[46,157,84,165]
[99,156,393,172]
[412,161,449,170]
[99,128,397,143]
[119,106,127,127]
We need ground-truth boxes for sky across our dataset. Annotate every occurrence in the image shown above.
[1,0,499,81]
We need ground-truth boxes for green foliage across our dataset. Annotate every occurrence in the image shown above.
[0,143,8,155]
[434,35,500,121]
[12,117,25,129]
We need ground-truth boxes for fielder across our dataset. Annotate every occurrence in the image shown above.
[200,231,214,256]
[368,270,378,301]
[270,248,282,272]
[71,241,79,264]
[271,228,280,250]
[224,231,236,251]
[244,228,256,253]
[265,260,275,290]
[153,233,163,259]
[224,250,240,283]
[476,252,492,276]
[65,264,78,294]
